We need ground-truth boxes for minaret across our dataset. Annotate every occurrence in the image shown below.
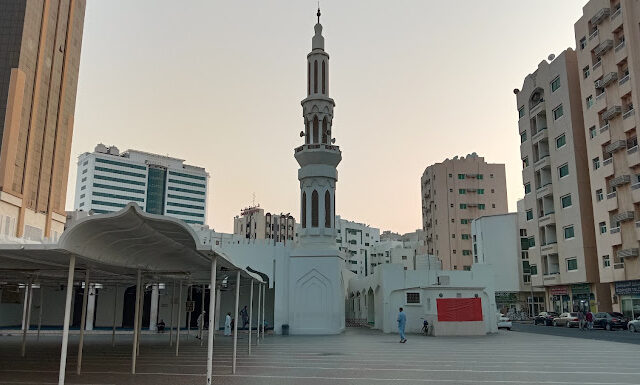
[295,7,341,247]
[285,9,345,335]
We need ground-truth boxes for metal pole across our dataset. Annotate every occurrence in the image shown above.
[187,285,192,340]
[112,285,118,347]
[232,271,240,374]
[248,279,253,355]
[37,285,43,341]
[21,278,33,357]
[200,284,205,346]
[132,270,141,374]
[175,281,182,356]
[136,281,143,356]
[256,281,261,346]
[169,279,175,346]
[261,283,265,340]
[58,256,76,385]
[206,257,217,385]
[77,270,90,374]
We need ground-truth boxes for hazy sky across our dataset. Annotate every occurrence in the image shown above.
[68,0,586,234]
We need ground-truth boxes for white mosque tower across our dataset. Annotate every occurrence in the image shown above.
[287,8,345,335]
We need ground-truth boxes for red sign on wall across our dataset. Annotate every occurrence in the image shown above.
[436,298,483,322]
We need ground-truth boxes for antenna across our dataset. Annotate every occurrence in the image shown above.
[252,192,256,207]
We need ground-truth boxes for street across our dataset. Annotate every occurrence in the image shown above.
[511,322,640,345]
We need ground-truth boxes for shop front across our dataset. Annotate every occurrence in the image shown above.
[548,286,570,313]
[615,280,640,320]
[571,283,595,313]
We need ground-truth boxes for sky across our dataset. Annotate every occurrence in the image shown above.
[68,0,586,234]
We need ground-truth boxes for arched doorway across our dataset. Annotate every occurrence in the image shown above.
[367,288,375,326]
[122,285,151,328]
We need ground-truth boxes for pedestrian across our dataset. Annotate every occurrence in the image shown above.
[224,312,232,336]
[397,307,407,343]
[578,310,585,331]
[240,305,249,329]
[196,311,205,339]
[156,319,165,333]
[586,310,594,330]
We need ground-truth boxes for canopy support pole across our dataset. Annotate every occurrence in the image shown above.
[136,281,143,356]
[187,285,192,340]
[261,283,265,340]
[206,256,217,385]
[21,278,33,357]
[131,270,141,374]
[256,282,261,346]
[200,284,205,346]
[76,269,90,374]
[169,279,175,346]
[248,279,253,355]
[58,255,76,385]
[176,280,182,356]
[37,286,43,341]
[232,270,240,374]
[112,285,118,347]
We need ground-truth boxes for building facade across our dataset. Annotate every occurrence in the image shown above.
[335,215,380,276]
[574,0,640,318]
[233,205,295,243]
[74,144,209,225]
[421,154,508,270]
[0,0,86,241]
[516,48,611,314]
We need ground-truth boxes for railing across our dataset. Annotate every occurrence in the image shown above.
[603,157,613,167]
[615,40,626,52]
[619,74,630,85]
[632,182,640,190]
[534,155,550,168]
[628,146,638,155]
[614,263,625,270]
[600,124,610,133]
[611,7,621,20]
[623,109,635,120]
[610,227,621,234]
[636,221,640,228]
[607,191,617,199]
[294,144,340,153]
[588,29,599,41]
[536,182,552,191]
[596,92,606,102]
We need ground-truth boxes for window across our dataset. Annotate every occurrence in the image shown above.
[458,174,465,179]
[524,183,531,194]
[450,203,454,208]
[528,237,535,247]
[596,189,603,201]
[477,174,483,180]
[80,185,86,191]
[462,250,471,256]
[553,105,564,120]
[564,225,575,239]
[556,134,566,148]
[551,76,561,92]
[561,194,572,208]
[451,219,454,223]
[530,264,538,275]
[599,221,607,234]
[490,174,494,178]
[311,190,318,227]
[526,209,533,221]
[583,65,590,78]
[593,157,600,170]
[558,163,569,178]
[586,95,594,109]
[460,204,467,209]
[478,189,484,194]
[459,189,466,194]
[478,204,486,210]
[566,258,578,271]
[492,204,495,208]
[491,189,495,193]
[518,106,525,118]
[324,191,331,228]
[449,188,453,192]
[522,157,529,168]
[461,234,470,240]
[603,255,610,268]
[461,219,468,224]
[589,126,597,139]
[579,37,586,50]
[448,173,452,178]
[520,131,527,143]
[406,292,420,304]
[452,234,456,238]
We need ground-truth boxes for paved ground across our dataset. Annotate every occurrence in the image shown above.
[1,328,640,385]
[512,322,640,345]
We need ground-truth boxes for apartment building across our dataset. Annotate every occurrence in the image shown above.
[574,0,640,317]
[336,215,381,276]
[516,48,611,314]
[421,154,508,270]
[0,1,86,241]
[233,205,295,243]
[74,144,209,225]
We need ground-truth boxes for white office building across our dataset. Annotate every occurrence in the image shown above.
[335,215,381,276]
[74,144,209,225]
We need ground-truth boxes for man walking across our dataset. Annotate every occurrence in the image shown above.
[397,307,407,343]
[586,311,594,330]
[240,305,249,329]
[578,310,585,331]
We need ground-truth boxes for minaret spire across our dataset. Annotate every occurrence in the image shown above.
[317,5,321,24]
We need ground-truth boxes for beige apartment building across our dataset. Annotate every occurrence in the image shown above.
[516,49,611,314]
[574,0,640,317]
[421,154,508,270]
[0,0,86,241]
[233,206,296,243]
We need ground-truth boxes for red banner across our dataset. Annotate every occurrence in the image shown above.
[436,298,483,321]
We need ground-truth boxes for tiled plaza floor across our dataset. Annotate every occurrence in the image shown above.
[0,327,639,384]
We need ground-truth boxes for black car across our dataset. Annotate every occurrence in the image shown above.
[593,312,628,330]
[534,311,559,326]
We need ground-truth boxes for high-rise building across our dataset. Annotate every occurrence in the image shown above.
[574,0,640,317]
[335,216,380,276]
[0,0,86,241]
[516,49,611,314]
[74,144,209,225]
[421,154,508,270]
[233,205,295,243]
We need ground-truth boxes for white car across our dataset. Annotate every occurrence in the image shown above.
[497,313,512,330]
[628,316,640,332]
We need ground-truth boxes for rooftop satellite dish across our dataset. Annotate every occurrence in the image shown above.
[548,54,555,61]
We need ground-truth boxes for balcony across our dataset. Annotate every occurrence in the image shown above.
[600,72,618,88]
[536,182,553,197]
[601,156,614,177]
[605,191,618,211]
[530,100,545,116]
[610,174,631,188]
[628,146,640,166]
[539,211,556,225]
[590,8,610,25]
[542,273,561,286]
[540,242,558,254]
[603,105,623,121]
[636,221,640,240]
[294,144,342,167]
[532,127,548,143]
[615,40,627,63]
[632,182,640,203]
[606,139,627,153]
[594,39,614,57]
[534,155,551,171]
[588,29,599,42]
[618,248,639,259]
[612,211,635,223]
[623,108,635,120]
[624,110,636,133]
[610,227,622,246]
[599,123,610,134]
[611,7,622,30]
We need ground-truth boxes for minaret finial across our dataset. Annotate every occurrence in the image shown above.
[317,3,321,24]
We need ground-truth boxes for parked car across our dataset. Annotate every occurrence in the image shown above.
[593,312,628,331]
[534,311,559,326]
[628,316,640,332]
[497,313,512,330]
[552,312,579,327]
